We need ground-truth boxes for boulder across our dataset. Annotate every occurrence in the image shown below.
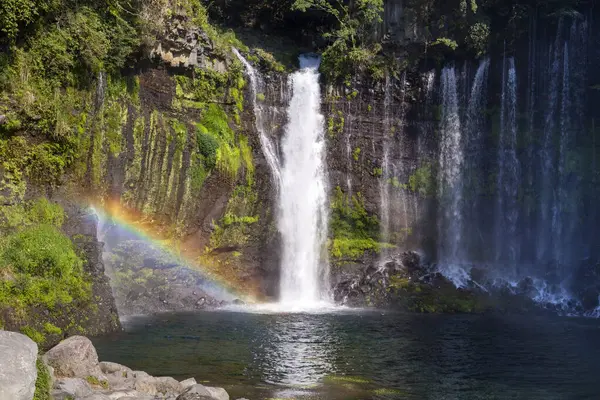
[52,377,93,398]
[133,371,157,395]
[180,378,197,389]
[100,362,133,376]
[155,376,182,395]
[79,394,111,400]
[102,389,143,399]
[176,384,214,400]
[205,386,229,400]
[43,336,104,379]
[0,331,38,400]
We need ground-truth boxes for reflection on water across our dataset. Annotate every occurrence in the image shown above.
[252,314,336,386]
[93,311,600,400]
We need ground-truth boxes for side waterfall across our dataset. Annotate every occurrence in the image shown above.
[495,56,519,269]
[233,49,282,188]
[437,66,464,273]
[278,55,330,306]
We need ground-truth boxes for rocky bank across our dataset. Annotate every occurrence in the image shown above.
[0,331,244,400]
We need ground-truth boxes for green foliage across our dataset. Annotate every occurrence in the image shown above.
[330,238,393,259]
[197,131,220,170]
[0,224,90,313]
[21,326,45,344]
[329,186,394,262]
[0,198,64,231]
[467,22,490,57]
[408,163,435,196]
[209,184,259,250]
[372,167,383,177]
[352,147,361,161]
[0,0,59,41]
[327,109,345,137]
[86,375,108,389]
[33,359,51,400]
[330,186,379,240]
[43,322,62,335]
[292,0,384,81]
[431,37,459,51]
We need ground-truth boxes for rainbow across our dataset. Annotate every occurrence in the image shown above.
[89,200,258,304]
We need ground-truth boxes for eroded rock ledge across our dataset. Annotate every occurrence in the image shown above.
[333,251,548,314]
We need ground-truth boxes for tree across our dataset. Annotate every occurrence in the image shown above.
[291,0,384,80]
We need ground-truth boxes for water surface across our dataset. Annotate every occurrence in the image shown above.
[93,310,600,399]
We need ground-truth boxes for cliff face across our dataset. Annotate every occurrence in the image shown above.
[3,0,600,322]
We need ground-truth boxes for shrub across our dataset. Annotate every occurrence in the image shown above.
[0,224,90,311]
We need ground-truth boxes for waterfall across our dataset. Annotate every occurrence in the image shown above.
[437,67,463,266]
[278,54,330,306]
[464,58,489,260]
[379,74,393,249]
[554,42,570,268]
[233,49,282,188]
[495,57,519,268]
[537,19,563,263]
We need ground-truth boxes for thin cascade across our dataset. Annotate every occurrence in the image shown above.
[278,54,330,306]
[537,19,563,263]
[524,13,537,262]
[379,74,393,249]
[233,49,282,188]
[398,72,410,237]
[437,66,463,264]
[554,41,571,268]
[463,58,489,259]
[345,99,354,196]
[417,70,436,158]
[495,57,519,268]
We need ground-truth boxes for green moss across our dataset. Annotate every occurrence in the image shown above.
[329,186,393,262]
[256,93,266,102]
[352,147,361,161]
[327,109,345,137]
[43,322,62,335]
[20,326,45,345]
[208,184,259,251]
[86,375,109,389]
[0,223,91,315]
[372,167,383,177]
[408,163,435,196]
[330,238,393,259]
[33,359,51,400]
[431,37,459,50]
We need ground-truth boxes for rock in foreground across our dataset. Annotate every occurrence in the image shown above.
[0,331,38,400]
[36,335,237,400]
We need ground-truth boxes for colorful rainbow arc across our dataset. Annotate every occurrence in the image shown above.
[89,202,257,304]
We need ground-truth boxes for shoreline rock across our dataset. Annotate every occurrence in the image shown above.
[0,332,242,400]
[0,331,38,400]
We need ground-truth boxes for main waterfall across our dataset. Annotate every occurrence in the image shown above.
[236,51,330,308]
[279,55,330,306]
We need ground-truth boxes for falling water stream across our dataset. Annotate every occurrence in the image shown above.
[236,51,330,308]
[278,55,330,306]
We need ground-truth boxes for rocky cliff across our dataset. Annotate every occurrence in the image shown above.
[2,0,600,330]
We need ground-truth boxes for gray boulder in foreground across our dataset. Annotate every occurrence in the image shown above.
[205,387,229,400]
[43,336,104,379]
[176,384,215,400]
[0,331,38,400]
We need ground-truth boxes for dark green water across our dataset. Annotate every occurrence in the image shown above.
[92,310,600,399]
